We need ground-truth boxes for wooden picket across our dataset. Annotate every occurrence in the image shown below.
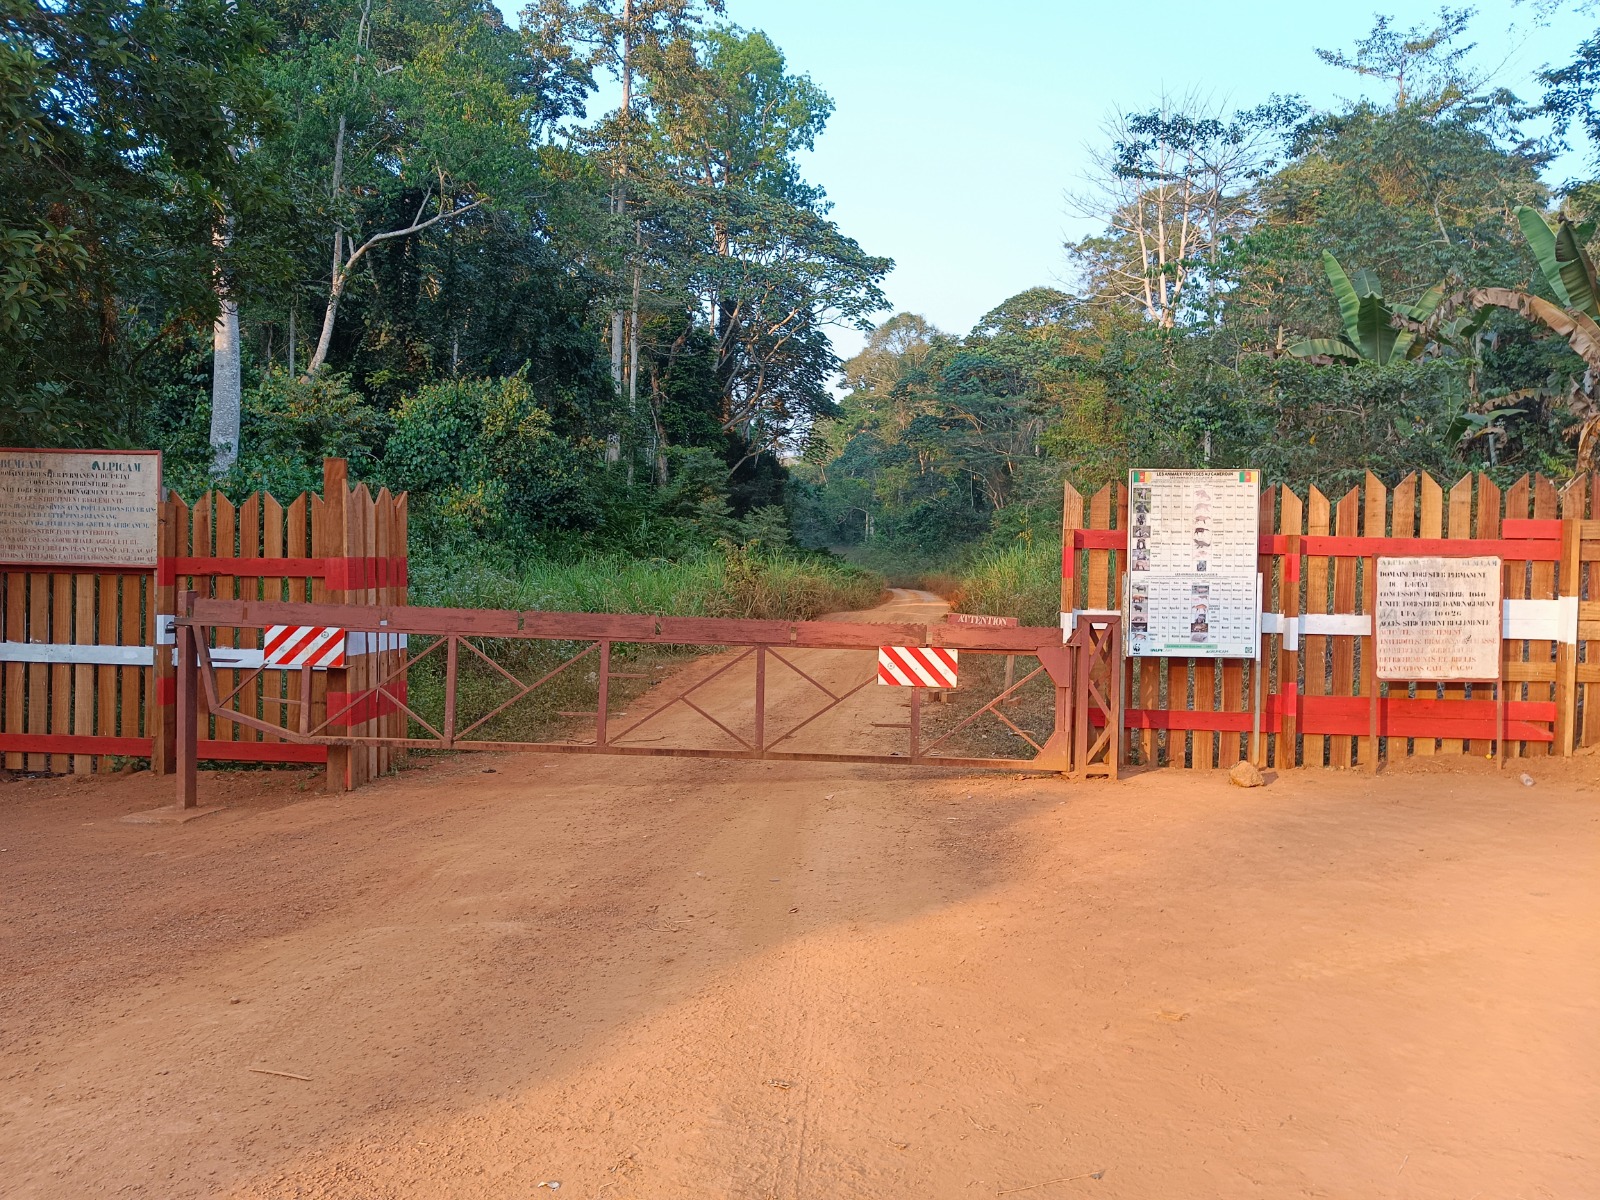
[0,459,407,787]
[1064,471,1600,768]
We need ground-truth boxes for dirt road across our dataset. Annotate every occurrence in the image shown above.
[2,592,1597,1198]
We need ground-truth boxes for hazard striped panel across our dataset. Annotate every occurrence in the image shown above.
[263,625,347,669]
[877,645,958,688]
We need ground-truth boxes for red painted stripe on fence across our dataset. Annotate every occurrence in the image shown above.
[155,556,408,586]
[0,733,334,761]
[1075,529,1126,550]
[198,740,327,764]
[1301,536,1560,560]
[1066,530,1559,562]
[155,676,176,705]
[0,734,153,755]
[1061,540,1074,581]
[1501,518,1562,538]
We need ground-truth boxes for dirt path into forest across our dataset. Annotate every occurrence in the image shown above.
[2,590,1597,1199]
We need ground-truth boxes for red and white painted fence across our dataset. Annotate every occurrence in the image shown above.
[0,459,407,790]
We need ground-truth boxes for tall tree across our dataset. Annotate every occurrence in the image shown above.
[0,0,283,445]
[635,26,890,463]
[262,0,545,380]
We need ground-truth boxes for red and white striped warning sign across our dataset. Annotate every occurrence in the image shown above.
[263,625,347,669]
[877,645,958,688]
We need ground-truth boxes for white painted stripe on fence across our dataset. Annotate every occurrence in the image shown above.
[0,642,154,666]
[1301,613,1372,637]
[1502,597,1580,644]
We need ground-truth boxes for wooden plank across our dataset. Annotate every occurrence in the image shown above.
[1409,474,1444,755]
[238,493,262,745]
[4,572,23,770]
[1585,473,1600,750]
[95,568,115,772]
[1555,484,1584,754]
[1469,473,1501,758]
[1278,488,1304,767]
[1330,486,1360,768]
[72,572,93,774]
[1167,657,1188,767]
[353,482,375,787]
[1359,473,1385,769]
[151,494,184,774]
[1087,484,1112,610]
[1525,475,1560,756]
[120,566,142,741]
[214,493,238,749]
[262,493,284,743]
[292,492,326,748]
[320,460,350,793]
[190,493,213,754]
[287,494,310,746]
[1304,487,1331,767]
[1388,474,1417,760]
[1438,475,1475,756]
[49,571,72,773]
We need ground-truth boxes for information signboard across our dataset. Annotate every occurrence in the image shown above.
[1125,468,1260,658]
[1375,556,1501,682]
[0,448,161,568]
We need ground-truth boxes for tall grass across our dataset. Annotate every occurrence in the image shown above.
[411,545,885,620]
[948,540,1061,627]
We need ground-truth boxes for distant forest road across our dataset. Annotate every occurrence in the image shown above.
[1,592,1595,1199]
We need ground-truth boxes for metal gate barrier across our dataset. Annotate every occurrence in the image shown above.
[171,595,1121,807]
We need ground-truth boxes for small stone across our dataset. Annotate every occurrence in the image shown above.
[1228,761,1265,788]
[1520,773,1535,787]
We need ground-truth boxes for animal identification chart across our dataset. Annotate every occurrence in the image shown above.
[1126,468,1261,658]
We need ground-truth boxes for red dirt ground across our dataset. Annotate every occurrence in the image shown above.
[1,592,1597,1199]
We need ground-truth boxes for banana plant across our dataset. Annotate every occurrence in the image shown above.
[1514,206,1599,317]
[1290,252,1447,365]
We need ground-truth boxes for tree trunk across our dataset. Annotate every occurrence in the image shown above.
[209,221,241,474]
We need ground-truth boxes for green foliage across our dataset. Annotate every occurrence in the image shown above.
[1290,252,1446,363]
[163,370,391,501]
[385,374,598,546]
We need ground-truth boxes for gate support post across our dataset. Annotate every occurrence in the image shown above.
[175,617,198,809]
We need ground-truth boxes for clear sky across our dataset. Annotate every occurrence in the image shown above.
[498,0,1598,361]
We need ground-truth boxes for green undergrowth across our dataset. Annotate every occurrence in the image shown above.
[411,544,884,620]
[946,541,1062,627]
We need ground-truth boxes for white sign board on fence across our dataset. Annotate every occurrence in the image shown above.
[1375,556,1502,682]
[1126,468,1260,658]
[0,448,161,568]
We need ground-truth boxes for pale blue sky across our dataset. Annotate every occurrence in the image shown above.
[500,1,1598,360]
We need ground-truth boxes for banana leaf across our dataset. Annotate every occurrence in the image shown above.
[1352,293,1402,364]
[1553,219,1600,318]
[1515,206,1572,309]
[1289,336,1361,361]
[1321,251,1363,345]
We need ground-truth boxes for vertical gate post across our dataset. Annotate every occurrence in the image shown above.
[321,458,351,792]
[754,645,767,754]
[152,493,178,775]
[175,601,197,809]
[595,640,611,748]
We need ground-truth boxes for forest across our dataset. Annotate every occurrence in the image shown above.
[5,1,1600,610]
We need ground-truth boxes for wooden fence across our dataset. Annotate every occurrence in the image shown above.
[1064,471,1600,768]
[0,459,407,791]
